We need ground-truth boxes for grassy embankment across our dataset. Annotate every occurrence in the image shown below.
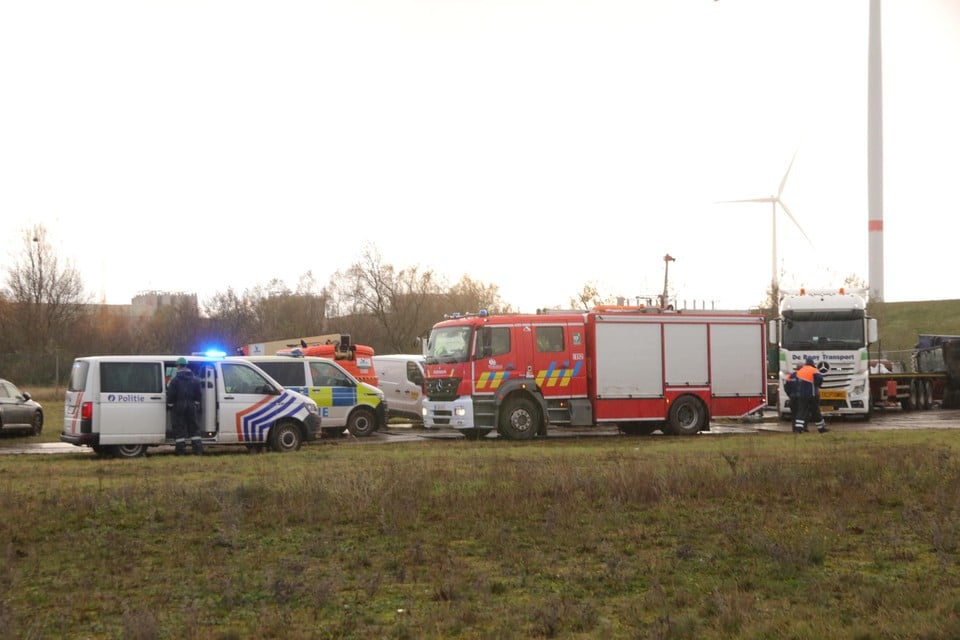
[2,401,960,638]
[870,298,960,357]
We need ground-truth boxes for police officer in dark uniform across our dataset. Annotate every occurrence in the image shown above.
[167,357,203,455]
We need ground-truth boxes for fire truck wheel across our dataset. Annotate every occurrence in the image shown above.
[666,396,706,436]
[112,444,147,458]
[269,421,303,453]
[347,407,378,437]
[498,397,539,440]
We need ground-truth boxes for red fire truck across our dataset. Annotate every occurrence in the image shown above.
[421,307,768,439]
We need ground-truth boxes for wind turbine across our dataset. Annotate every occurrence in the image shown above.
[717,150,813,295]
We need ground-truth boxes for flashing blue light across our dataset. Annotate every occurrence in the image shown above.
[478,309,489,317]
[203,349,227,359]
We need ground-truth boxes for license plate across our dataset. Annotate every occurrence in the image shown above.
[820,390,847,401]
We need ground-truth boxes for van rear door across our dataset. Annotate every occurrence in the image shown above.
[98,360,167,445]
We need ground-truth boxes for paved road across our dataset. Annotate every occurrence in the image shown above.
[4,407,958,456]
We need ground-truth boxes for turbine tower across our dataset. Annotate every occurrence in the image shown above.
[868,0,884,301]
[717,150,813,295]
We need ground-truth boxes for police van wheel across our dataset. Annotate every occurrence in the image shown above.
[666,396,706,436]
[347,408,377,437]
[498,397,539,440]
[269,421,303,453]
[113,444,147,458]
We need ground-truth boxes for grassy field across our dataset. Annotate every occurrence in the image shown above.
[3,409,960,638]
[2,301,958,638]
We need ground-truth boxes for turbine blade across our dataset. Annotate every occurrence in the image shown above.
[778,199,813,246]
[778,148,799,197]
[716,197,775,204]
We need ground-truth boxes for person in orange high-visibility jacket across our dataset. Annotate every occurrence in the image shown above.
[792,357,828,434]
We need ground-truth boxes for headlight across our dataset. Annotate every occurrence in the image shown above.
[455,407,466,417]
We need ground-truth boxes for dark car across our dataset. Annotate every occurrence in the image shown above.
[0,378,44,436]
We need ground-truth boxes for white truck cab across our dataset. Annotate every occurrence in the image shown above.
[61,355,321,457]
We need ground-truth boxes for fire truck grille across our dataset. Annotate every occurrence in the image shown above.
[426,377,461,401]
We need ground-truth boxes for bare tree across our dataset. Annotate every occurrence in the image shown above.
[2,225,88,381]
[329,245,447,353]
[570,282,602,310]
[446,275,509,315]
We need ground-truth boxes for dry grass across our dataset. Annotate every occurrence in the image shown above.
[2,430,960,638]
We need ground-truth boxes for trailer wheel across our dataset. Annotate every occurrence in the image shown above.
[269,421,303,452]
[908,380,920,411]
[900,380,917,411]
[923,381,934,410]
[666,396,706,436]
[347,407,377,437]
[498,397,539,440]
[112,444,147,458]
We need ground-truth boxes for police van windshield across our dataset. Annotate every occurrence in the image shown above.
[425,326,472,364]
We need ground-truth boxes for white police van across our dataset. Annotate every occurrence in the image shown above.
[238,355,387,437]
[61,354,321,458]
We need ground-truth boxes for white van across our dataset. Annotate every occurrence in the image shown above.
[238,355,387,437]
[371,354,425,422]
[61,355,321,458]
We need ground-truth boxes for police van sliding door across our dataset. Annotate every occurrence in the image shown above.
[201,364,217,437]
[98,361,167,445]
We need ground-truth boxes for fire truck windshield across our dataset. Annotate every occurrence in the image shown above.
[425,326,472,364]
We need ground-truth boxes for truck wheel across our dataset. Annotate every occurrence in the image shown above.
[498,397,539,440]
[269,421,303,452]
[666,396,706,436]
[924,381,934,410]
[112,444,147,458]
[347,407,378,437]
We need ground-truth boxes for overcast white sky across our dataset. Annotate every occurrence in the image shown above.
[3,1,959,312]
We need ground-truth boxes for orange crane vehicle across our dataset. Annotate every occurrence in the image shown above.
[239,334,378,386]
